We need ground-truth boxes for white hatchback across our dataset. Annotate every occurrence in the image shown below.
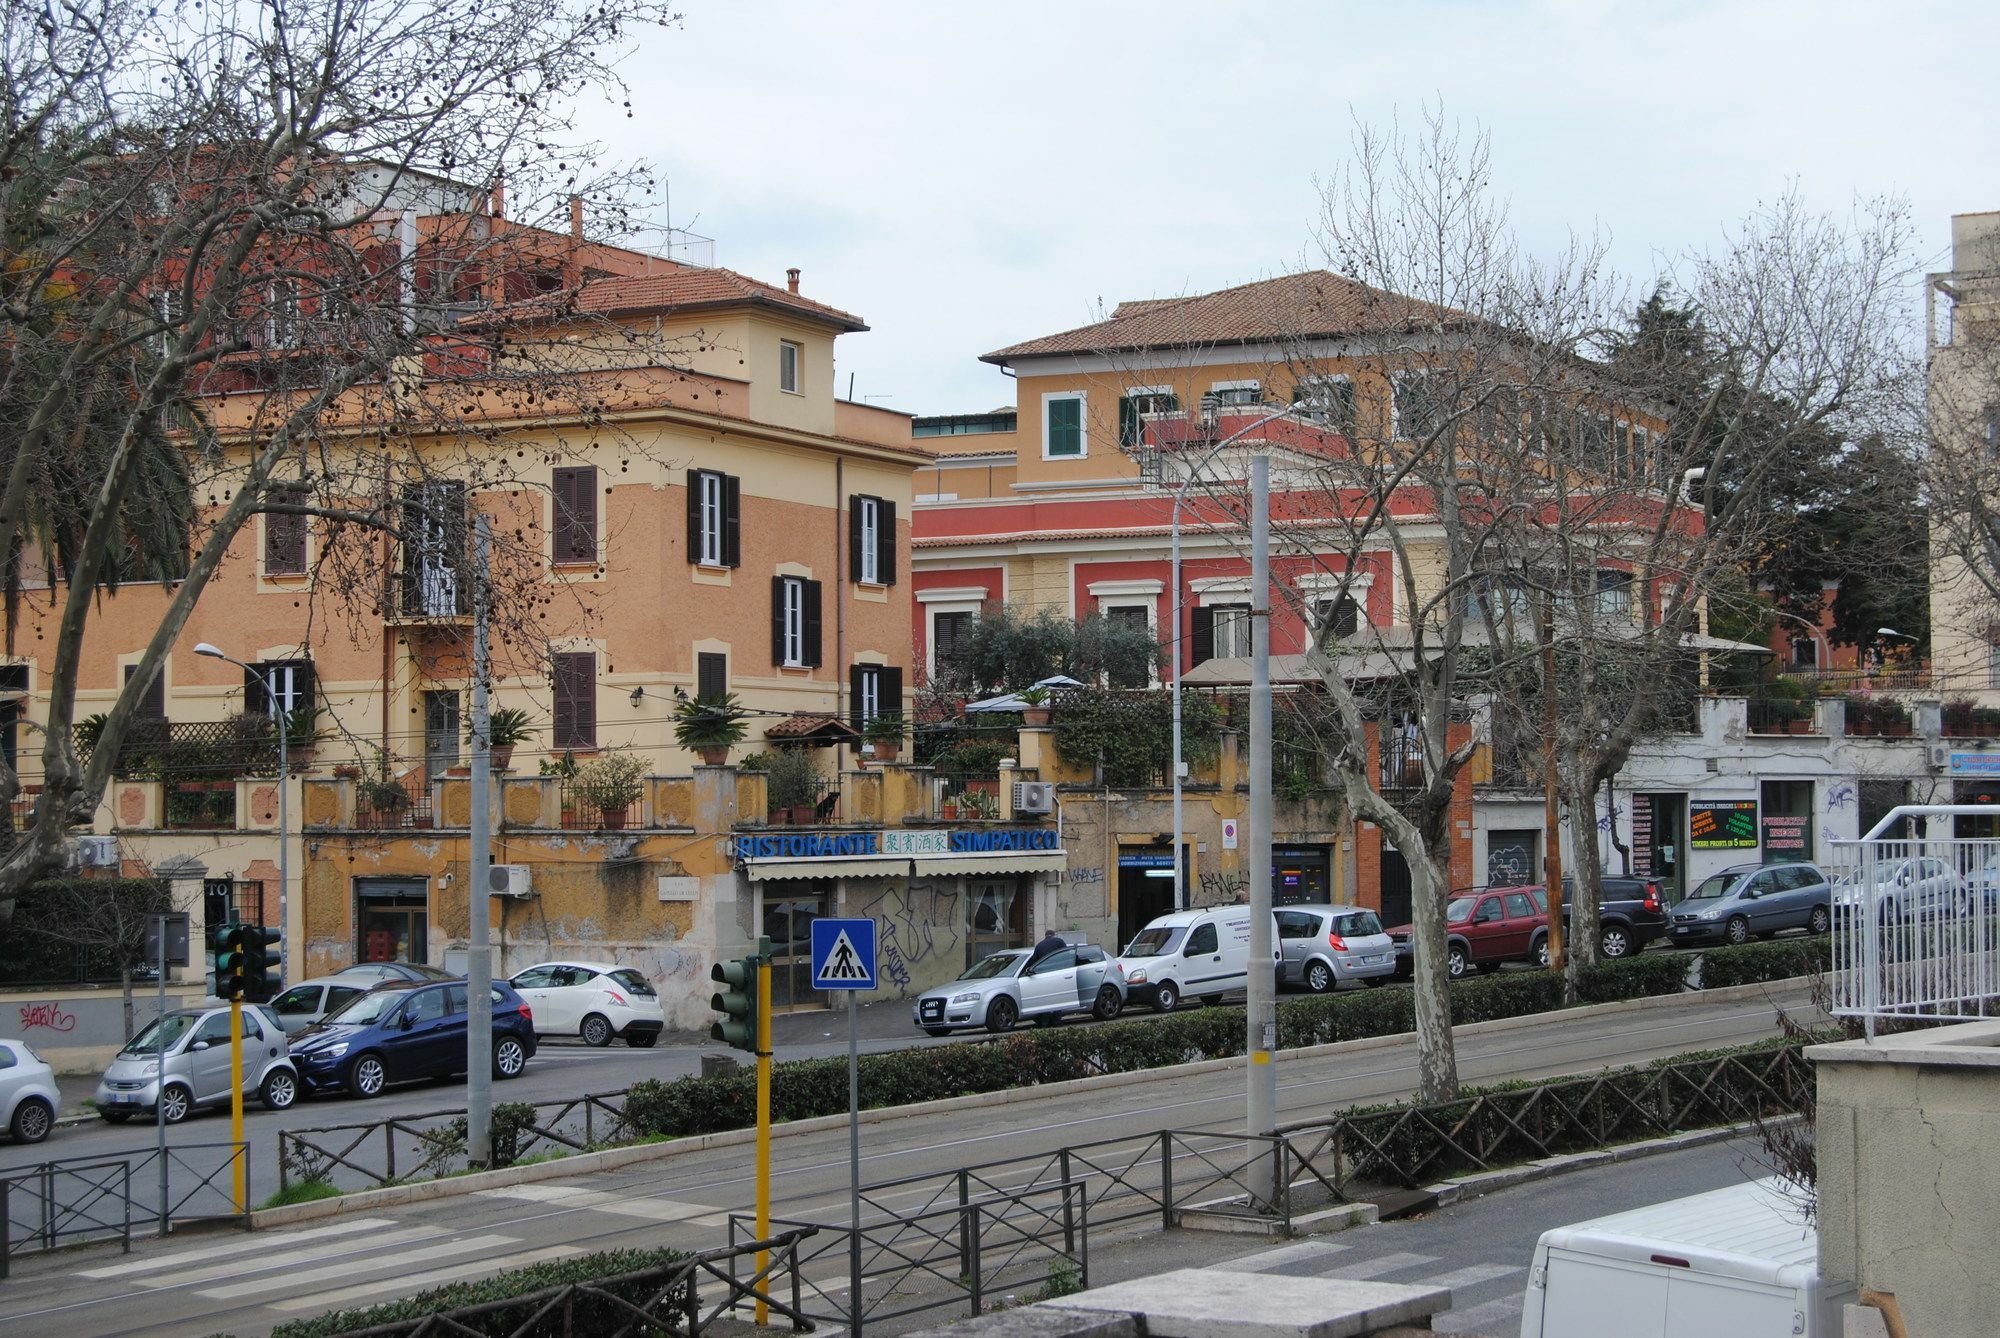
[508,961,665,1048]
[1,1038,59,1144]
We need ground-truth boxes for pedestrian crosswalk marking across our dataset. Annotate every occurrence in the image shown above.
[1216,1239,1351,1273]
[75,1216,398,1279]
[196,1234,520,1301]
[1322,1250,1438,1281]
[143,1224,443,1290]
[1427,1262,1522,1290]
[268,1244,585,1313]
[815,928,870,983]
[476,1184,729,1226]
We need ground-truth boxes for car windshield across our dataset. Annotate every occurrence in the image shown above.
[1684,872,1742,901]
[608,969,656,996]
[322,989,404,1026]
[959,952,1026,981]
[1445,897,1477,924]
[121,1012,196,1056]
[270,986,321,1015]
[1122,926,1187,958]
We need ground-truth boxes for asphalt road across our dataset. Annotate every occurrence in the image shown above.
[0,980,1812,1336]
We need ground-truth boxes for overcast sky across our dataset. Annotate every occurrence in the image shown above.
[582,1,1998,416]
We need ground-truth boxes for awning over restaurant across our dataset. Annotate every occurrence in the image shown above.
[911,851,1069,877]
[742,856,911,882]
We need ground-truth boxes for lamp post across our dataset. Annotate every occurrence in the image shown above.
[1164,406,1293,911]
[194,642,289,990]
[1767,606,1832,673]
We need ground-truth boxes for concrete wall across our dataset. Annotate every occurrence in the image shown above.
[6,984,211,1074]
[1812,1021,2000,1336]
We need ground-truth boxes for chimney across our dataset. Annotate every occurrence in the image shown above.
[786,267,801,295]
[569,195,585,243]
[489,176,505,220]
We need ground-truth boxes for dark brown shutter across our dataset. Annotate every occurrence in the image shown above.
[883,666,903,719]
[802,579,822,668]
[125,662,166,719]
[849,663,866,734]
[553,652,595,748]
[879,500,896,585]
[722,474,741,568]
[848,495,864,581]
[265,487,308,574]
[1190,608,1215,666]
[553,466,596,563]
[685,470,703,563]
[244,666,269,717]
[771,576,788,665]
[697,652,726,702]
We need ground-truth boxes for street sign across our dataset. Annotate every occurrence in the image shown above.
[146,913,191,969]
[810,918,877,991]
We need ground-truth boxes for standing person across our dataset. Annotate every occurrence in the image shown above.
[1025,928,1065,968]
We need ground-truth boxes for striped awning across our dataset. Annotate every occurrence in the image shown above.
[742,856,910,882]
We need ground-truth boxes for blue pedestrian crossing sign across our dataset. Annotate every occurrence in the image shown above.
[810,918,878,991]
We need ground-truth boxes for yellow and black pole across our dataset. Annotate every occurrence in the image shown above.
[754,946,773,1326]
[229,994,245,1211]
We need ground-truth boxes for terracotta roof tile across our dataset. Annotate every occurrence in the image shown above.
[984,271,1458,363]
[763,713,859,741]
[572,267,868,331]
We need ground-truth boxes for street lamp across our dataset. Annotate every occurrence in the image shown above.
[1766,607,1832,672]
[194,642,290,989]
[1163,406,1293,912]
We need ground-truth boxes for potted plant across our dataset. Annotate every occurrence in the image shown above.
[1018,685,1052,728]
[469,707,534,770]
[282,703,330,767]
[572,752,646,829]
[863,713,905,762]
[763,747,820,824]
[962,787,999,821]
[357,749,411,827]
[674,691,749,766]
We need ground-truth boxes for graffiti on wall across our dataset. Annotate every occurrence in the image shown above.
[1826,782,1856,812]
[853,881,963,998]
[1070,866,1104,885]
[19,1002,77,1033]
[1198,869,1247,903]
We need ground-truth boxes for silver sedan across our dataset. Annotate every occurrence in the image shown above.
[912,945,1125,1036]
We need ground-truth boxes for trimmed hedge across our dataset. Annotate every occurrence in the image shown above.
[613,950,1759,1144]
[267,1247,687,1338]
[1697,935,1831,989]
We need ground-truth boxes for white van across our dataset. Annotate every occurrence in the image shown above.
[1114,906,1279,1013]
[1519,1178,1856,1338]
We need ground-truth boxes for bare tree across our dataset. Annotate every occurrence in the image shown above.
[0,0,685,900]
[10,876,173,1035]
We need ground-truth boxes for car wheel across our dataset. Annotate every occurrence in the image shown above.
[985,996,1018,1033]
[1446,944,1470,980]
[1724,916,1752,946]
[1533,936,1550,969]
[259,1068,298,1112]
[494,1036,528,1079]
[580,1014,614,1048]
[10,1096,53,1144]
[1600,926,1632,959]
[1152,982,1180,1014]
[625,1031,658,1049]
[158,1083,193,1124]
[99,1109,133,1125]
[347,1053,387,1099]
[1092,985,1123,1021]
[1305,960,1335,994]
[923,1026,953,1038]
[1808,905,1831,936]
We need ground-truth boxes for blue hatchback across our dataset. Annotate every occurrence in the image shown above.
[289,979,538,1098]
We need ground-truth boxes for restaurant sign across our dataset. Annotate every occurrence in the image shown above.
[735,827,1060,861]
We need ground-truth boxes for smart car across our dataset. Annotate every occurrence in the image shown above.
[912,944,1123,1035]
[95,1004,299,1123]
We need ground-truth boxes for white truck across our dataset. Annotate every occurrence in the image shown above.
[1519,1178,1856,1337]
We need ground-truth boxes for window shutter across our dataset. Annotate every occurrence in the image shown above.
[849,664,866,734]
[294,661,317,712]
[553,652,595,749]
[265,488,308,574]
[685,471,703,563]
[883,666,903,719]
[722,474,742,568]
[553,466,597,563]
[1118,396,1138,448]
[1190,607,1216,666]
[125,662,166,719]
[1334,596,1360,636]
[697,652,726,702]
[848,496,864,580]
[244,666,269,717]
[771,577,788,665]
[879,499,896,585]
[802,580,823,668]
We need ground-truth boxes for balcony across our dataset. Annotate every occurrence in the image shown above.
[384,564,470,624]
[78,716,281,782]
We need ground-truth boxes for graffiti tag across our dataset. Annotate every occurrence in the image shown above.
[19,1002,77,1033]
[1826,783,1857,812]
[1199,870,1248,902]
[1069,866,1104,886]
[1597,803,1625,834]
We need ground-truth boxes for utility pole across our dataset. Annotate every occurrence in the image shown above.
[1539,593,1566,974]
[467,514,494,1166]
[1246,449,1278,1208]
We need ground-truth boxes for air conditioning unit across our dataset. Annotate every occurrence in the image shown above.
[1013,781,1056,815]
[70,835,119,869]
[1929,743,1952,771]
[488,864,534,899]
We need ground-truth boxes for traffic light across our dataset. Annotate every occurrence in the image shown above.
[241,925,281,1004]
[710,954,760,1053]
[216,923,250,1000]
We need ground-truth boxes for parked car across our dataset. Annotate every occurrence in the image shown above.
[1671,862,1834,947]
[1276,905,1395,992]
[333,961,459,984]
[266,976,377,1034]
[1115,905,1280,1013]
[289,979,535,1098]
[508,961,665,1048]
[1389,886,1551,980]
[1558,875,1670,959]
[1,1039,59,1144]
[1830,855,1966,928]
[912,944,1123,1036]
[95,1004,299,1124]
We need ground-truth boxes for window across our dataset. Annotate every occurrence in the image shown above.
[1118,391,1181,447]
[552,651,596,749]
[1184,923,1219,955]
[686,469,740,568]
[1044,393,1084,459]
[1208,381,1262,407]
[0,663,27,775]
[265,279,300,349]
[850,494,895,585]
[1276,911,1318,940]
[1314,595,1361,639]
[1789,635,1819,671]
[1592,570,1633,621]
[1502,892,1536,919]
[263,483,309,575]
[932,609,973,676]
[1393,374,1444,440]
[697,652,727,702]
[552,465,598,564]
[1977,403,2000,461]
[1293,377,1356,433]
[1474,898,1503,924]
[153,289,185,355]
[399,482,468,616]
[124,662,166,720]
[850,664,903,733]
[247,659,315,717]
[771,576,822,669]
[1191,604,1251,664]
[1104,604,1152,687]
[779,340,802,394]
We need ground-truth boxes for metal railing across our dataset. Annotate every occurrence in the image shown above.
[934,773,1001,819]
[77,715,282,781]
[558,781,641,830]
[1745,697,1819,735]
[163,780,237,829]
[1829,806,2000,1032]
[0,1141,249,1275]
[279,1090,631,1192]
[355,777,434,830]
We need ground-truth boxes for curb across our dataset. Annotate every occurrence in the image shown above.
[1419,1115,1803,1210]
[251,975,1811,1230]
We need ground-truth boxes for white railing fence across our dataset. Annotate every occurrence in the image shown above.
[1828,806,2000,1035]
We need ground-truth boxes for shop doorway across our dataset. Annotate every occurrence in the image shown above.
[968,878,1030,967]
[1271,845,1331,905]
[1485,830,1539,887]
[1634,793,1686,902]
[1760,780,1815,865]
[1378,846,1412,928]
[1116,848,1180,953]
[356,878,429,965]
[760,880,829,1010]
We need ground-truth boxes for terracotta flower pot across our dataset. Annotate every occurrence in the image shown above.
[600,807,628,830]
[490,745,514,771]
[698,746,731,766]
[1023,707,1051,728]
[871,742,901,762]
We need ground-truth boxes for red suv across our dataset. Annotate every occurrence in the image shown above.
[1388,886,1550,981]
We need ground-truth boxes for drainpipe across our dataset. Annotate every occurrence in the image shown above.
[835,457,846,770]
